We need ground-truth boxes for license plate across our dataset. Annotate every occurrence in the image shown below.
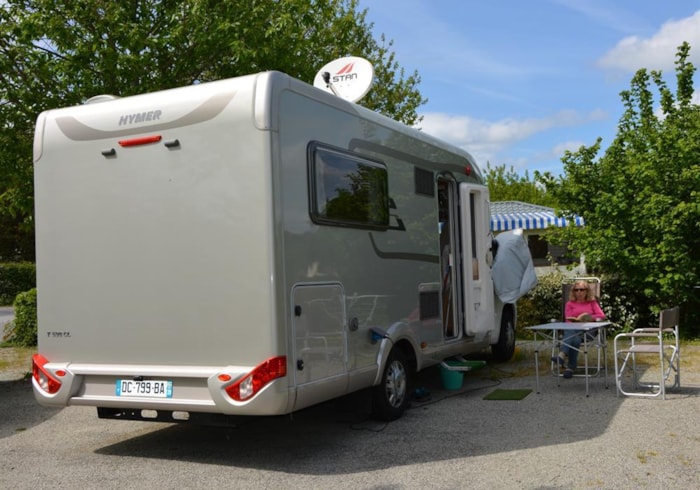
[116,379,173,398]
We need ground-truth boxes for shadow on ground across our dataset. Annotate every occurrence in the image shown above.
[92,361,639,474]
[4,342,698,475]
[0,379,61,439]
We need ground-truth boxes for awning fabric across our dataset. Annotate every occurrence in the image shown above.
[490,201,585,232]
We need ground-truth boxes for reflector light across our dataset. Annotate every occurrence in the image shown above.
[172,411,190,421]
[32,354,62,394]
[218,374,232,382]
[225,356,287,402]
[118,135,162,147]
[464,165,472,176]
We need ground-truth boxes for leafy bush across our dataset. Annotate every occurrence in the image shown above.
[516,271,566,336]
[0,263,36,306]
[12,288,37,347]
[597,275,639,333]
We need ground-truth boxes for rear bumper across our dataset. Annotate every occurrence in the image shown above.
[96,406,247,426]
[32,362,290,416]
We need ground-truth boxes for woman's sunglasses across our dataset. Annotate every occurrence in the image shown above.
[573,288,587,292]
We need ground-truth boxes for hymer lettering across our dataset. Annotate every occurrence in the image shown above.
[118,110,163,126]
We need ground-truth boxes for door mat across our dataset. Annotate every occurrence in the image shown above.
[483,389,532,400]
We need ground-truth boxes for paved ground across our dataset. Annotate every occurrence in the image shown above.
[0,305,14,330]
[2,341,699,489]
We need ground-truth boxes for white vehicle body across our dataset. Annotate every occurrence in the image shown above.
[32,71,525,423]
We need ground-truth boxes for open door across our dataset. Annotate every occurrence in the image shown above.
[459,183,494,340]
[437,178,461,339]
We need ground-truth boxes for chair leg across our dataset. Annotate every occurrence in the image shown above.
[664,349,680,389]
[613,308,681,399]
[659,350,665,400]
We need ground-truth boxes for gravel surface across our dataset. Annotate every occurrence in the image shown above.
[2,343,699,489]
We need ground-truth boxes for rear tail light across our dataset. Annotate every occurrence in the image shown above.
[32,354,62,394]
[225,356,287,401]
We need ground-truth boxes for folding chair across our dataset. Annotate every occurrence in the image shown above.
[551,277,607,377]
[613,306,680,399]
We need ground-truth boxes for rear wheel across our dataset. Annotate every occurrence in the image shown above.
[371,348,411,421]
[491,306,515,362]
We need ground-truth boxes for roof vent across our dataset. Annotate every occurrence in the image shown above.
[84,94,120,104]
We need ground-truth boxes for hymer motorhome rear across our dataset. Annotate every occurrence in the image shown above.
[32,70,532,423]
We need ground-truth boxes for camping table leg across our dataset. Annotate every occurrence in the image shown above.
[602,326,609,389]
[582,324,608,395]
[555,327,562,383]
[533,331,540,394]
[583,334,590,396]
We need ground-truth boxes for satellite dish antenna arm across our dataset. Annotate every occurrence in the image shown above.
[321,72,340,96]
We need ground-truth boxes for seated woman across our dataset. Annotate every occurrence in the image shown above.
[553,280,606,378]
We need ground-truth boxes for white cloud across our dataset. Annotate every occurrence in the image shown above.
[550,141,589,157]
[418,109,606,165]
[549,0,644,35]
[598,10,700,72]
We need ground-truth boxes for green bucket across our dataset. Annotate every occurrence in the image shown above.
[440,364,464,390]
[439,359,486,390]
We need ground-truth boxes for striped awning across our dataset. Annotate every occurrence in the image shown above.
[490,201,585,232]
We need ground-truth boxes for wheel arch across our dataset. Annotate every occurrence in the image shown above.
[371,326,420,386]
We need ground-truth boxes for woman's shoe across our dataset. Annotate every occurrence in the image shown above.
[551,355,566,368]
[563,369,574,379]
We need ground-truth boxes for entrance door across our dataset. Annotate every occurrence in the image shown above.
[459,183,494,340]
[438,178,461,339]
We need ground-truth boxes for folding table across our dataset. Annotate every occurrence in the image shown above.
[528,321,611,396]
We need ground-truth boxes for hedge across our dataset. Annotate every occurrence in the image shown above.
[12,288,38,347]
[0,262,36,306]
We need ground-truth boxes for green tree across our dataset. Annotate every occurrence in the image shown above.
[484,162,556,206]
[0,214,34,261]
[0,0,426,260]
[538,43,700,327]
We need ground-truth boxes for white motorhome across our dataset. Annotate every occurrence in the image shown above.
[32,71,530,423]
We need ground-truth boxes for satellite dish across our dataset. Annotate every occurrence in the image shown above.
[313,56,374,103]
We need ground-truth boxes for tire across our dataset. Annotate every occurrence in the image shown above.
[371,348,411,421]
[491,306,515,362]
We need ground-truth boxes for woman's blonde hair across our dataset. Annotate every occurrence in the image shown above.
[569,280,595,301]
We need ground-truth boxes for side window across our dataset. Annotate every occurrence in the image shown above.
[308,143,389,229]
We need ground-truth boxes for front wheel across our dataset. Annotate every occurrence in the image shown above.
[491,306,515,362]
[371,348,411,421]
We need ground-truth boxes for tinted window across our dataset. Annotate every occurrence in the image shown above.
[309,144,389,228]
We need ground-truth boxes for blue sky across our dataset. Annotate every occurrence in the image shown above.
[359,0,700,176]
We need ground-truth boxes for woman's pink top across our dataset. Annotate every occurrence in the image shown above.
[565,300,605,322]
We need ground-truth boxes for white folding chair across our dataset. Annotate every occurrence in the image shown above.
[613,306,680,399]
